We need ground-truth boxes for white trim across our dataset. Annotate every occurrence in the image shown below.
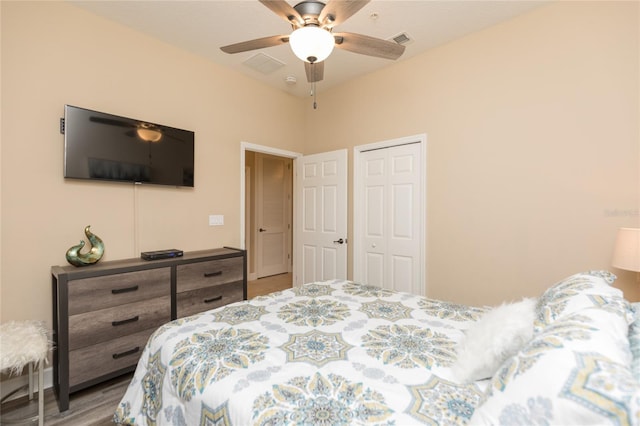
[241,142,302,159]
[245,166,258,281]
[353,134,427,295]
[240,142,302,282]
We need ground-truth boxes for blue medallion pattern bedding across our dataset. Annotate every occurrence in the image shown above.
[114,280,487,425]
[115,273,640,425]
[470,271,640,425]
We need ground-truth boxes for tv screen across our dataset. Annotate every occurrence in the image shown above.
[63,105,194,187]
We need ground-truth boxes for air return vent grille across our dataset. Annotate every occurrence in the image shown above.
[390,32,412,46]
[243,53,285,74]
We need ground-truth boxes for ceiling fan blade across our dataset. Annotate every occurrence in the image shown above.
[334,32,405,60]
[259,0,304,27]
[89,116,135,128]
[305,61,324,83]
[319,0,369,28]
[220,35,289,54]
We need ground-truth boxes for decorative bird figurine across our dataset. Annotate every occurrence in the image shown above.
[66,225,105,267]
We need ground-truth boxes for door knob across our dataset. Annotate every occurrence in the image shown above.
[333,238,345,244]
[259,228,267,232]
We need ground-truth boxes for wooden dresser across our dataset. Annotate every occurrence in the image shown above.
[51,247,246,411]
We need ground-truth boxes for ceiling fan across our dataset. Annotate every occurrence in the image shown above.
[220,0,406,84]
[90,116,167,143]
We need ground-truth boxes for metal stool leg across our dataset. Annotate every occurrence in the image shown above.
[28,362,34,401]
[38,363,44,426]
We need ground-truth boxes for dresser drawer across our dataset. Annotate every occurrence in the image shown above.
[68,295,171,351]
[68,328,155,388]
[177,257,243,293]
[68,268,171,315]
[176,281,243,318]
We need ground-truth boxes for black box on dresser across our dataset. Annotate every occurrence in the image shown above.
[51,247,246,412]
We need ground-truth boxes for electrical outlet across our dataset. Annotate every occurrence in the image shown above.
[208,215,224,226]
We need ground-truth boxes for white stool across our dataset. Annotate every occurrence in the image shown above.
[0,321,50,426]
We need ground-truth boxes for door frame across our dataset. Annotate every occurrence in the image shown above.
[352,133,427,295]
[240,142,302,280]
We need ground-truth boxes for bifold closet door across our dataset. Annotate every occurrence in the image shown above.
[358,142,422,294]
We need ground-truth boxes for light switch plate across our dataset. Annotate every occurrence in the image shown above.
[209,215,224,226]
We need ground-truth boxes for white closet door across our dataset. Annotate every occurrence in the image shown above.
[357,141,423,295]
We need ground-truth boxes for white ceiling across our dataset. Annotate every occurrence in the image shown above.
[70,0,546,98]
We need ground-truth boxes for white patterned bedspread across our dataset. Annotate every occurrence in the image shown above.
[114,280,488,425]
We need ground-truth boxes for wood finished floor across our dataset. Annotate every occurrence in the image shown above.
[0,273,292,425]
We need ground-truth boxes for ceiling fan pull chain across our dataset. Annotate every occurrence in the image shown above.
[312,81,318,110]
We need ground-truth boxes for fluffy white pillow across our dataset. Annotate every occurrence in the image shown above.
[452,298,536,383]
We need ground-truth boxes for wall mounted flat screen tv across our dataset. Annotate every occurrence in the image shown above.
[63,105,194,187]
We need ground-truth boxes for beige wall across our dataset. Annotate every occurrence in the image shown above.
[0,1,305,324]
[1,1,639,330]
[305,1,640,305]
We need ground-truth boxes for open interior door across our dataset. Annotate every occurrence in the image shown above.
[294,149,347,286]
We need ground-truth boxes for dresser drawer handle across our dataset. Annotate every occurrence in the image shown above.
[112,285,139,294]
[204,295,223,304]
[111,316,140,327]
[112,347,140,360]
[204,271,223,278]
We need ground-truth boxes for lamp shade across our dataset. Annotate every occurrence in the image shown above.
[289,26,335,63]
[612,227,640,272]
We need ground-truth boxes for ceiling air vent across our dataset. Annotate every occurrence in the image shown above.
[243,53,285,75]
[390,32,412,46]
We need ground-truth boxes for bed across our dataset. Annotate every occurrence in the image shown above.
[114,272,640,425]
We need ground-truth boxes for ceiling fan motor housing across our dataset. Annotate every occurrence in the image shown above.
[293,1,327,27]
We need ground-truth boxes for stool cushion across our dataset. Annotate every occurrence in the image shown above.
[0,321,50,375]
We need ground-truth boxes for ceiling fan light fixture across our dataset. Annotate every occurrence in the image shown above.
[289,26,335,63]
[136,125,162,142]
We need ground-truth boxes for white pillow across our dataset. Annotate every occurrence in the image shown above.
[471,299,636,425]
[452,298,536,383]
